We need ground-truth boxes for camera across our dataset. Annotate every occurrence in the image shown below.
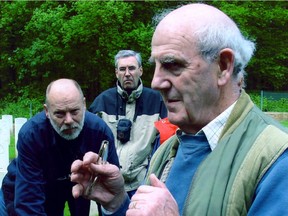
[117,119,132,144]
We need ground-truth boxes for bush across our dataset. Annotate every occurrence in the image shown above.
[249,93,288,112]
[0,98,43,118]
[0,86,44,118]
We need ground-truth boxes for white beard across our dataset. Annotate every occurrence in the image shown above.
[49,112,85,140]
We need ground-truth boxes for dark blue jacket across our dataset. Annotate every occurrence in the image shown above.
[2,111,119,216]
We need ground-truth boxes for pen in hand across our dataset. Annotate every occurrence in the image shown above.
[85,140,109,196]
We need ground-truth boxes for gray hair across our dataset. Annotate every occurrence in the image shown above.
[114,50,142,68]
[152,6,256,88]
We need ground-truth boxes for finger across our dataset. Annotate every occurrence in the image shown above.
[82,151,99,166]
[72,184,84,199]
[71,159,85,173]
[88,163,119,177]
[149,173,167,189]
[70,171,84,183]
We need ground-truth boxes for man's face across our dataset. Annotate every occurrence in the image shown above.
[150,18,220,133]
[115,56,143,91]
[45,91,86,140]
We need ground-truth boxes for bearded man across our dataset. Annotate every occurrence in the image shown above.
[0,78,119,216]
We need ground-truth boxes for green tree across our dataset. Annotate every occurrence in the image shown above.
[0,0,287,115]
[212,1,288,90]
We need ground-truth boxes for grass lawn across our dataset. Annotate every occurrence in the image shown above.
[280,120,288,127]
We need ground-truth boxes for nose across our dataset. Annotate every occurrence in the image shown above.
[151,75,158,90]
[151,67,169,90]
[64,112,74,124]
[124,69,131,76]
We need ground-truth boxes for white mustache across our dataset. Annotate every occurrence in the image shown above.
[60,124,79,132]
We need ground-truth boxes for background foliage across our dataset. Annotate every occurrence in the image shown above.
[0,0,287,117]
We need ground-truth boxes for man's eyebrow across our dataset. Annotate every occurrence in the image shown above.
[149,55,176,64]
[159,56,177,64]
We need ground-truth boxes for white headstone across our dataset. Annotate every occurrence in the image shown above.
[1,114,13,135]
[0,119,10,184]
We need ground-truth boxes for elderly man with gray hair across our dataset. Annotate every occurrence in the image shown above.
[72,4,288,216]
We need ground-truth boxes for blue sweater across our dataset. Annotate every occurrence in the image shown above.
[165,134,211,215]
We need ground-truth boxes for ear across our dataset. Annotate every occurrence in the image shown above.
[83,97,87,110]
[115,68,119,79]
[139,66,143,77]
[43,104,49,118]
[217,48,234,86]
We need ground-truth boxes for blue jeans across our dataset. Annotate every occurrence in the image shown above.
[0,189,8,216]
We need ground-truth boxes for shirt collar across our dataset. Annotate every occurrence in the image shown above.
[201,101,237,150]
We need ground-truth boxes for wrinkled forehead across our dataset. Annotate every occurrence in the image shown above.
[48,94,83,112]
[151,4,232,60]
[151,17,198,62]
[47,85,82,108]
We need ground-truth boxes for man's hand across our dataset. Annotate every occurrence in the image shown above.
[127,174,179,216]
[70,151,127,212]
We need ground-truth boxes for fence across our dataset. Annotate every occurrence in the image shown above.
[0,115,27,185]
[260,90,288,111]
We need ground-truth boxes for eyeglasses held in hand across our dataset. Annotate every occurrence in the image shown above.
[85,140,109,196]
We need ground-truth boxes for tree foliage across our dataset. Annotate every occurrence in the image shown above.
[0,0,287,116]
[213,1,288,91]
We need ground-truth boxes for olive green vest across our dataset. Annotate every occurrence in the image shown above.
[146,91,288,216]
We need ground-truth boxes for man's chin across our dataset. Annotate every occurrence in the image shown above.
[123,82,134,88]
[60,129,81,140]
[167,113,181,126]
[60,133,78,140]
